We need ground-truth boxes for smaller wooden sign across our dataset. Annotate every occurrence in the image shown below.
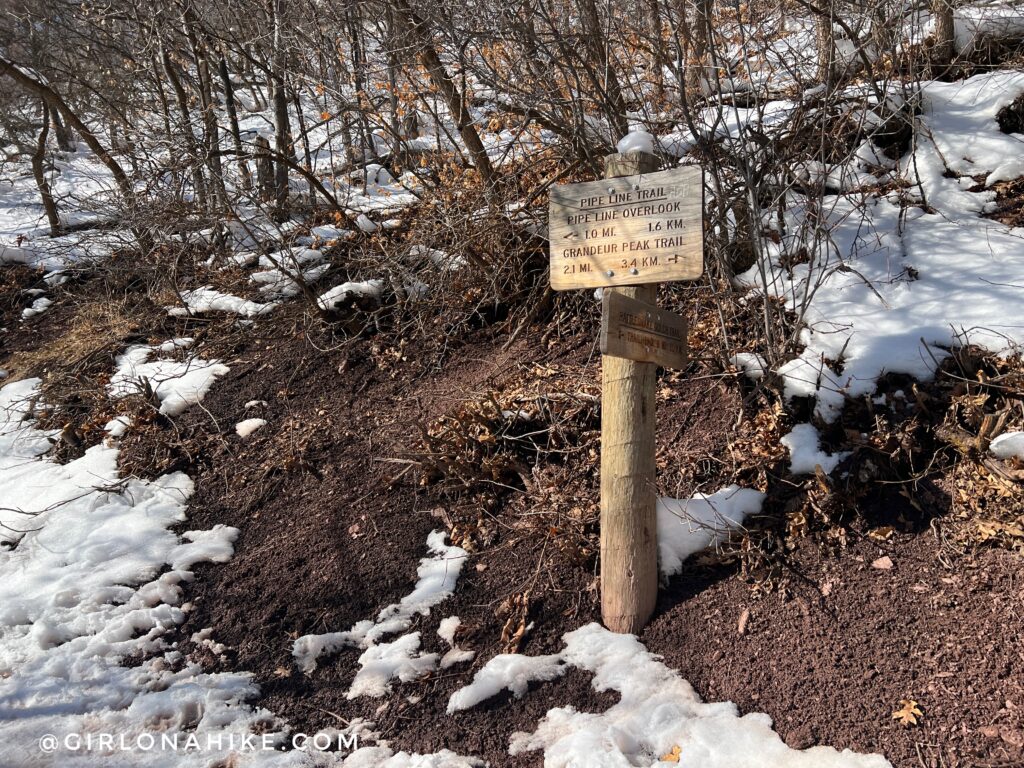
[600,291,688,369]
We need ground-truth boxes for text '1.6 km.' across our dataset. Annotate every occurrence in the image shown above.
[548,165,703,290]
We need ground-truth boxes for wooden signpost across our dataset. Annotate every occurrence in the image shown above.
[548,152,703,634]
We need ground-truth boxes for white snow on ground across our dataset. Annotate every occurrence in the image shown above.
[451,623,892,768]
[355,214,379,233]
[168,287,276,318]
[0,377,289,767]
[248,247,330,298]
[990,431,1024,461]
[104,415,132,438]
[235,418,267,438]
[447,653,566,713]
[0,151,124,271]
[340,747,481,767]
[780,423,851,475]
[292,530,468,679]
[108,338,230,417]
[347,633,438,699]
[0,370,480,767]
[730,352,767,380]
[954,3,1024,52]
[437,617,475,669]
[739,71,1024,426]
[317,280,385,311]
[408,244,467,271]
[21,296,52,319]
[310,224,356,243]
[657,486,765,577]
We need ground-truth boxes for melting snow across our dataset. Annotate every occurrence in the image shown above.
[990,431,1024,461]
[0,377,296,767]
[317,279,385,311]
[780,423,850,475]
[657,485,765,577]
[739,71,1024,429]
[451,624,892,768]
[293,530,468,680]
[437,617,475,669]
[235,418,267,438]
[21,296,52,319]
[168,286,276,318]
[108,338,229,417]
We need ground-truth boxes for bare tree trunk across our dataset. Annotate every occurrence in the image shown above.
[816,2,836,85]
[579,0,630,142]
[933,0,955,70]
[255,135,274,201]
[49,107,73,152]
[0,55,132,199]
[682,0,710,96]
[196,54,227,209]
[291,89,316,206]
[32,101,60,236]
[161,45,209,210]
[272,77,292,216]
[645,0,667,102]
[392,0,496,189]
[347,9,379,162]
[271,0,293,218]
[218,53,253,191]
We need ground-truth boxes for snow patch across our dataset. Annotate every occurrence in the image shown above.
[21,296,52,319]
[108,339,229,417]
[0,378,290,767]
[167,286,275,318]
[990,431,1024,461]
[447,653,565,713]
[347,633,438,699]
[235,418,267,438]
[490,623,892,767]
[103,415,131,438]
[317,279,385,311]
[293,530,468,677]
[731,352,767,380]
[657,485,765,577]
[437,616,475,669]
[781,423,850,475]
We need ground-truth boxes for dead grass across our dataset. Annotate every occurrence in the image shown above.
[3,296,141,384]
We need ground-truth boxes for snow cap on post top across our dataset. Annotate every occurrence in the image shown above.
[616,129,656,155]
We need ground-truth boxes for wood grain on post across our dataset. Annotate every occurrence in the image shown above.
[600,150,660,634]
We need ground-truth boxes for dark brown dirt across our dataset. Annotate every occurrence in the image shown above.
[646,526,1024,768]
[147,313,1024,768]
[5,271,1023,768]
[159,312,614,766]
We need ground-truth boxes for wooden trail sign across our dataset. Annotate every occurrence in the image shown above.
[549,165,703,290]
[601,290,688,369]
[547,149,704,635]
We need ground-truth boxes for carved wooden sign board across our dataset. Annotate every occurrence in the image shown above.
[548,165,703,290]
[600,290,688,369]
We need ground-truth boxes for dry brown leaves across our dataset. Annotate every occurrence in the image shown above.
[415,363,602,557]
[935,348,1024,551]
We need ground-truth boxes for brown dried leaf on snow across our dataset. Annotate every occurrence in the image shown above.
[660,745,682,762]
